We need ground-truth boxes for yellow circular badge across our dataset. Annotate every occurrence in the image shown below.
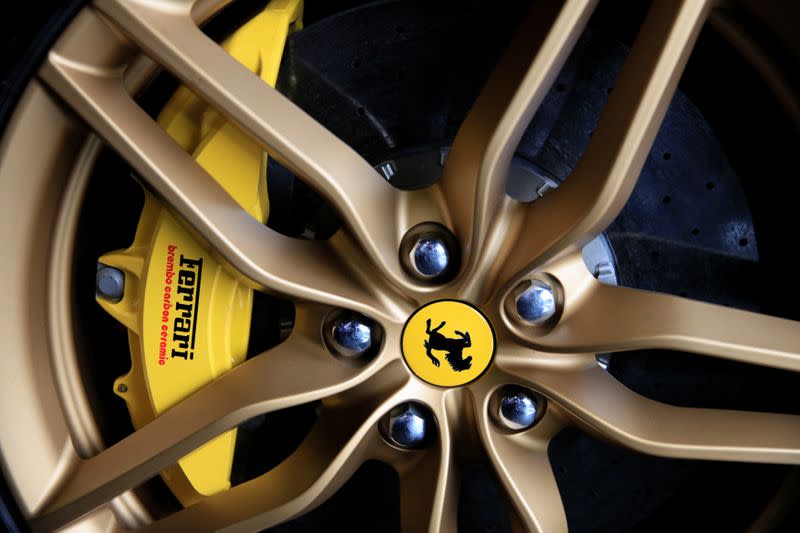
[401,300,495,387]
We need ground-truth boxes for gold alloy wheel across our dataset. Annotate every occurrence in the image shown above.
[1,0,800,531]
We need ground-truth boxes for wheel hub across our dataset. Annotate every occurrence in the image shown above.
[401,300,496,388]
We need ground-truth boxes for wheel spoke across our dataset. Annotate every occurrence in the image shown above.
[442,0,596,299]
[398,442,458,533]
[507,363,800,464]
[396,401,458,532]
[92,0,427,292]
[488,445,566,533]
[474,383,567,532]
[39,21,401,320]
[498,0,714,290]
[140,372,410,532]
[32,332,389,531]
[514,255,800,371]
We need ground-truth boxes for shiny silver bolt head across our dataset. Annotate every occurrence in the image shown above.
[331,316,373,357]
[411,237,449,277]
[96,265,125,302]
[375,160,397,181]
[387,402,430,449]
[399,223,459,283]
[498,391,538,431]
[515,279,557,324]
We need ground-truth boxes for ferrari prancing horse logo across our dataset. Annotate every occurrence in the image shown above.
[424,319,472,372]
[402,300,495,387]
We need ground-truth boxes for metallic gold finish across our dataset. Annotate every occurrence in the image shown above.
[496,0,716,295]
[40,8,415,322]
[0,0,795,530]
[503,251,800,372]
[92,0,458,298]
[96,0,303,503]
[507,362,800,464]
[397,435,457,532]
[132,367,411,532]
[476,392,566,532]
[376,384,460,533]
[1,85,150,531]
[442,0,599,302]
[33,307,399,531]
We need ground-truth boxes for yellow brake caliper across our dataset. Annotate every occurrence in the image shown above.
[96,0,303,506]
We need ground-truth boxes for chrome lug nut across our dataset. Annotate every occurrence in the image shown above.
[96,264,125,302]
[327,314,374,358]
[400,223,459,282]
[515,279,557,324]
[385,402,432,449]
[412,238,449,277]
[498,390,539,431]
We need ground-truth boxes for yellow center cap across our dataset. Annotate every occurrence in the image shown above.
[401,300,496,387]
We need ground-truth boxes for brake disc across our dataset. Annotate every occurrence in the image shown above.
[95,0,303,505]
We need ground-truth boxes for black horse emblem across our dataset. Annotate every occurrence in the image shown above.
[424,319,472,372]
